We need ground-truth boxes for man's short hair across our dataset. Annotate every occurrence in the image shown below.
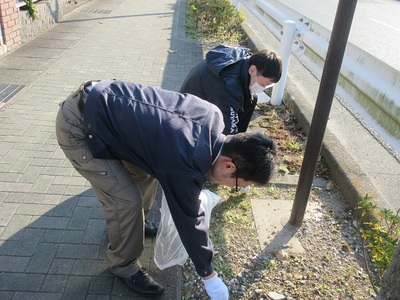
[250,49,283,83]
[221,132,276,185]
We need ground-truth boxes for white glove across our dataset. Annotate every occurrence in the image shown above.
[239,186,251,193]
[202,272,229,300]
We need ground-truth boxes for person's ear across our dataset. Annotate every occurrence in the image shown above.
[221,161,236,175]
[248,65,257,75]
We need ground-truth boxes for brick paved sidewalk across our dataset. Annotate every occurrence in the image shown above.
[0,0,204,298]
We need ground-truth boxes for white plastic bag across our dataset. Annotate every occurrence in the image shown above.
[154,189,222,270]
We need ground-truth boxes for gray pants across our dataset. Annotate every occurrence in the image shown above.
[55,82,158,278]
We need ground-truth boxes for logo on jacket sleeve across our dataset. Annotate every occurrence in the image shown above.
[229,107,238,134]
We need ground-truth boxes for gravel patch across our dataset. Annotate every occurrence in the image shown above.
[181,186,376,299]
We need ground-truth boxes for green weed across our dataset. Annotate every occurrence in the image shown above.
[356,194,400,287]
[186,0,247,44]
[25,0,39,20]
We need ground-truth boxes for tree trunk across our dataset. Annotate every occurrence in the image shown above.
[376,242,400,299]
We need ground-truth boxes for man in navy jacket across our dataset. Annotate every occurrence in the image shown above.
[180,45,282,135]
[56,80,276,299]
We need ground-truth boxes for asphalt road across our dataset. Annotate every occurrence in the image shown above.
[275,0,400,72]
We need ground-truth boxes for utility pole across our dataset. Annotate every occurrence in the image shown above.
[289,0,358,227]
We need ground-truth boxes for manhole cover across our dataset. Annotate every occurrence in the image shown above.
[0,83,25,104]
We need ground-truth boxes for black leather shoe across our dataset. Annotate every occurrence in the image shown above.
[145,220,159,237]
[121,268,165,296]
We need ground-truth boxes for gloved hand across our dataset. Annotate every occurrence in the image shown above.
[239,186,251,193]
[202,272,229,300]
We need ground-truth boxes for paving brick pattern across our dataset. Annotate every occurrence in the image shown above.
[0,0,203,298]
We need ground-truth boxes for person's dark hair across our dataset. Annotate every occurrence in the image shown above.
[221,132,276,185]
[249,49,282,83]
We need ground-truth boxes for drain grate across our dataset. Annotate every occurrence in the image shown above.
[0,83,25,104]
[80,8,112,14]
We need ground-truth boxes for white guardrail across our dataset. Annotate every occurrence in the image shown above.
[235,0,400,140]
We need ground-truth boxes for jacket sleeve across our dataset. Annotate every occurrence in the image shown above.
[159,173,215,278]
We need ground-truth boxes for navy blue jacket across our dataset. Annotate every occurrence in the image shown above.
[180,45,255,135]
[84,80,225,277]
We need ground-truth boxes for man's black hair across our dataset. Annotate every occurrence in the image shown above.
[221,132,276,185]
[250,49,283,83]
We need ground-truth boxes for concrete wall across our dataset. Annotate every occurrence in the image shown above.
[18,0,63,42]
[0,0,70,53]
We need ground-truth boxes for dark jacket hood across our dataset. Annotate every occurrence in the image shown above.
[206,45,251,77]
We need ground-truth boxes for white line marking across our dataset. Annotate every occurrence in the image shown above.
[370,18,400,32]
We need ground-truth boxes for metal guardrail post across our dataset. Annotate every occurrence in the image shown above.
[271,20,296,106]
[289,0,358,227]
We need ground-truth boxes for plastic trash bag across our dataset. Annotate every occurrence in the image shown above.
[154,189,222,270]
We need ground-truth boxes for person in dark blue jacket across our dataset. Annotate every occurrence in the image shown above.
[55,80,276,299]
[180,44,282,135]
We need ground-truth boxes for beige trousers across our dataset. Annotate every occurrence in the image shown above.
[55,83,158,277]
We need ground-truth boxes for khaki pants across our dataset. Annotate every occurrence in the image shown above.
[55,83,158,277]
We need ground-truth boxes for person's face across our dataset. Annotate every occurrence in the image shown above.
[209,156,255,189]
[249,65,276,89]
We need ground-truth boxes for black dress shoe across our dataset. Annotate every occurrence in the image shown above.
[121,268,165,296]
[145,220,159,237]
